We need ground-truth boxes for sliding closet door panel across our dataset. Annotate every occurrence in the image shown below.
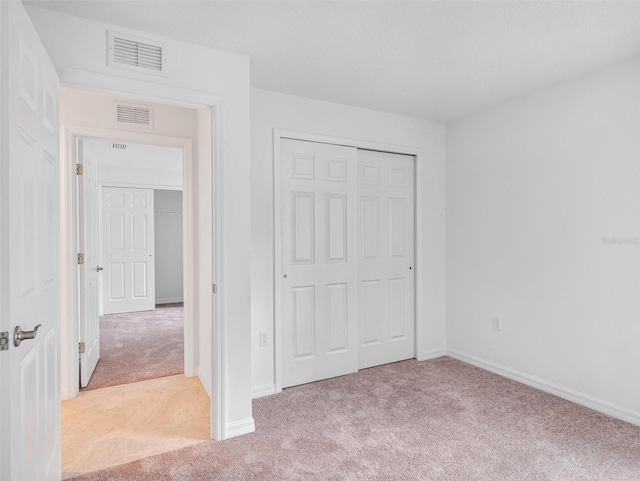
[281,139,358,388]
[358,150,415,369]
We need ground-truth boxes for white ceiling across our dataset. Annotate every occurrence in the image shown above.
[26,1,640,122]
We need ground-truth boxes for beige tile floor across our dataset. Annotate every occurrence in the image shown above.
[62,374,210,480]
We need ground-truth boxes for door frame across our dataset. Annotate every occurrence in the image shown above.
[67,127,192,390]
[59,70,226,440]
[273,128,425,393]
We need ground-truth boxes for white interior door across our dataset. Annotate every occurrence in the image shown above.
[78,141,100,387]
[281,139,359,388]
[357,150,415,369]
[102,187,155,314]
[0,1,61,479]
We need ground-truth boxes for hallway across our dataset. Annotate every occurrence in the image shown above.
[62,375,209,479]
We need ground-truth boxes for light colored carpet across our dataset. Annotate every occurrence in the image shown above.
[81,303,184,391]
[70,357,640,480]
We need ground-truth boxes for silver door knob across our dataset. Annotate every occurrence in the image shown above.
[14,324,41,347]
[96,266,104,272]
[283,274,287,278]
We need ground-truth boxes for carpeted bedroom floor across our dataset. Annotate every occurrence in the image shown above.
[82,303,184,391]
[70,357,640,480]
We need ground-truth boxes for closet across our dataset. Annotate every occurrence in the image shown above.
[280,139,415,388]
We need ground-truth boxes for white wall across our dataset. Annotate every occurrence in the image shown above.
[29,5,253,439]
[251,88,447,395]
[86,139,183,189]
[154,190,184,304]
[447,56,640,423]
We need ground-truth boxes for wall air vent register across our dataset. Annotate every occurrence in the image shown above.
[107,30,167,76]
[115,103,153,127]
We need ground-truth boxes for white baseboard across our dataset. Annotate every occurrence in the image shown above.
[156,297,184,305]
[225,417,255,439]
[447,349,640,428]
[252,383,277,399]
[419,348,447,361]
[197,365,213,398]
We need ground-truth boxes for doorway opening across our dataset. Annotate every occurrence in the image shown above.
[77,139,186,391]
[59,86,213,477]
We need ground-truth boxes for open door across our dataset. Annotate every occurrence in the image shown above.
[102,186,156,314]
[0,1,62,480]
[77,140,101,387]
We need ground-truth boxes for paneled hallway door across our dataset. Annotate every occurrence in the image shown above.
[1,1,62,479]
[102,187,156,314]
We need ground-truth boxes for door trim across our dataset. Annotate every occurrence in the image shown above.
[58,69,226,440]
[273,129,425,393]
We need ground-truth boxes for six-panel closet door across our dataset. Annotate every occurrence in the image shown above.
[357,150,415,369]
[281,139,359,388]
[280,139,415,388]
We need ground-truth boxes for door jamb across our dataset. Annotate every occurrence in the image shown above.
[273,128,424,393]
[58,71,225,440]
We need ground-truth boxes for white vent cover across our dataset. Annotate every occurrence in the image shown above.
[115,103,153,127]
[107,31,167,76]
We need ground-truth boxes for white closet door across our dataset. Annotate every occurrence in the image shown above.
[357,150,415,369]
[102,187,155,314]
[281,139,358,388]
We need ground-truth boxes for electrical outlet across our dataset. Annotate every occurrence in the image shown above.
[492,317,501,331]
[259,331,268,347]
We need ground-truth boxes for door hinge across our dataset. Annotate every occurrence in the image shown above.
[76,164,84,176]
[212,283,217,294]
[77,253,85,265]
[0,332,9,351]
[79,342,86,354]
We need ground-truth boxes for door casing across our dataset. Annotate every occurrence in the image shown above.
[273,129,426,393]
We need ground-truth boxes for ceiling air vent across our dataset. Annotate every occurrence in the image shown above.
[107,31,167,76]
[115,103,153,127]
